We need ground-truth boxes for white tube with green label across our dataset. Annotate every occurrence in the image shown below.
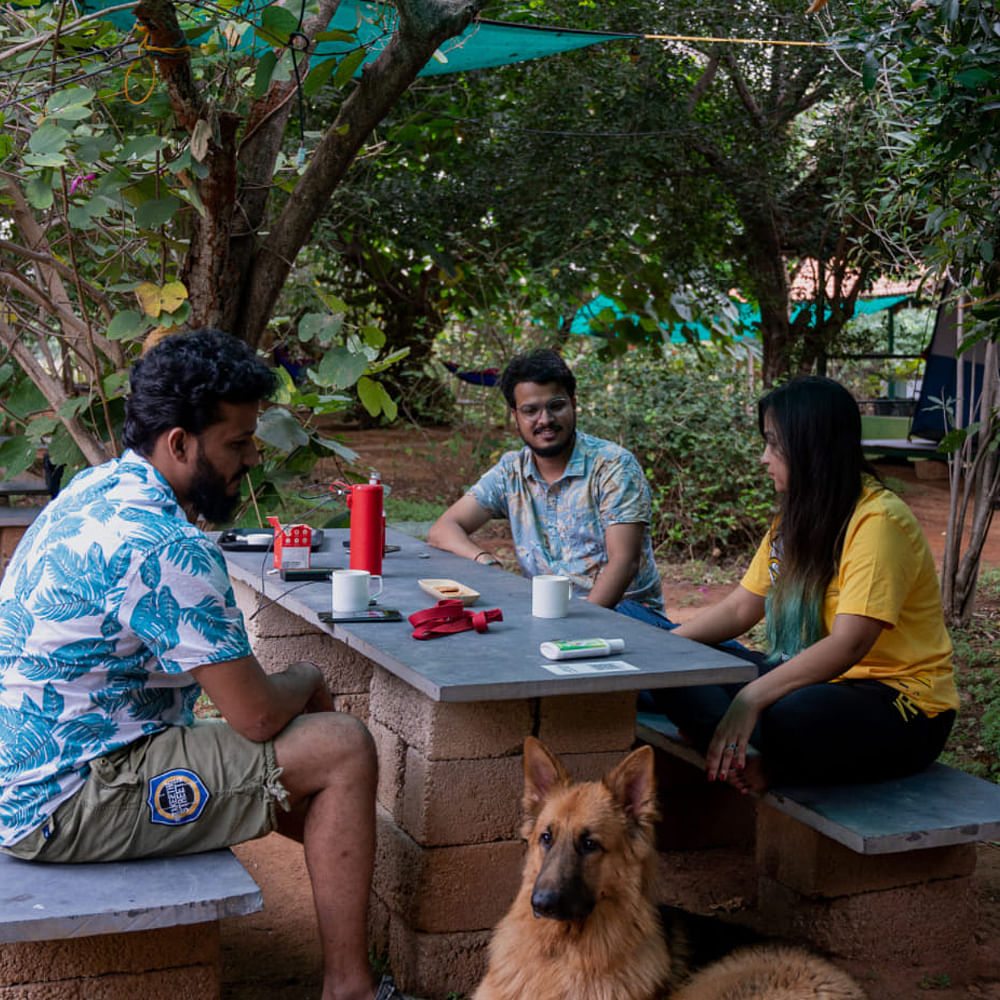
[539,638,626,661]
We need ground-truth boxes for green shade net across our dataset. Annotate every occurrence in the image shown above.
[74,0,631,75]
[571,293,915,343]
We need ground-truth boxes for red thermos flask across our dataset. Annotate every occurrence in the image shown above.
[346,474,385,575]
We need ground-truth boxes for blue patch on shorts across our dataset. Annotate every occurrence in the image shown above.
[147,768,210,826]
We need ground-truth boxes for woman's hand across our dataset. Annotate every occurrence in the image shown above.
[703,613,886,788]
[705,690,761,784]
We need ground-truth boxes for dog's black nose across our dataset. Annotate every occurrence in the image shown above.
[531,886,594,922]
[530,887,562,920]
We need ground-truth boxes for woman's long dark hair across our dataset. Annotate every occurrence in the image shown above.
[758,376,880,658]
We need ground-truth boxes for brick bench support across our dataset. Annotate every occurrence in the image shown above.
[637,711,1000,986]
[0,849,262,999]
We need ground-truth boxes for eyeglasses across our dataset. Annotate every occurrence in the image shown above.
[514,397,572,420]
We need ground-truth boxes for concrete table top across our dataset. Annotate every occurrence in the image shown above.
[223,527,756,702]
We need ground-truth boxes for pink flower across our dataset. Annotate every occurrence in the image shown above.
[69,174,95,196]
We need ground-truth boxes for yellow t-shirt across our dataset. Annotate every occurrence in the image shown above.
[741,482,958,717]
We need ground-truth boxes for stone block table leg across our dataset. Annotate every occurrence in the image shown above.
[367,667,640,998]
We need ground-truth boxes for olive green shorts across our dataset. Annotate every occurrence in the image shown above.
[2,719,287,863]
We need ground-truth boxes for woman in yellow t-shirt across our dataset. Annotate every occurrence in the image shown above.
[650,376,957,793]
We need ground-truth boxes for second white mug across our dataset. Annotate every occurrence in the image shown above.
[332,568,383,612]
[532,574,571,618]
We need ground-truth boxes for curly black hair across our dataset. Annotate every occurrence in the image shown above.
[498,348,576,408]
[121,328,276,456]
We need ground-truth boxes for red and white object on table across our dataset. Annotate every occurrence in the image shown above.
[266,516,313,570]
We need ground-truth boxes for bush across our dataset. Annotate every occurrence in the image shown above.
[571,347,773,559]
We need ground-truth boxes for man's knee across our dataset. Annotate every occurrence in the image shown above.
[274,711,376,790]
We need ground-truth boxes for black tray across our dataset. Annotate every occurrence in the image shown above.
[218,527,325,552]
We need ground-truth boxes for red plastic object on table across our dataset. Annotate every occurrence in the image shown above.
[334,474,385,575]
[265,516,313,570]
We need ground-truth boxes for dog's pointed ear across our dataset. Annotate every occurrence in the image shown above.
[604,745,658,826]
[522,736,570,818]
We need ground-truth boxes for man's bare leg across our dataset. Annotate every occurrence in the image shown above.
[273,712,378,1000]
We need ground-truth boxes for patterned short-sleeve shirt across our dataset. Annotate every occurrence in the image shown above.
[0,450,251,846]
[468,431,663,610]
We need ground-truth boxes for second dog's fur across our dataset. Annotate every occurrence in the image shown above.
[473,737,865,1000]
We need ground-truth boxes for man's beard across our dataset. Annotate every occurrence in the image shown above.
[189,453,245,524]
[520,416,576,460]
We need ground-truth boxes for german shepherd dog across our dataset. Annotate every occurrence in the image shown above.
[473,737,865,1000]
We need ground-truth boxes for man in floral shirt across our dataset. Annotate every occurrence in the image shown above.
[0,329,403,1000]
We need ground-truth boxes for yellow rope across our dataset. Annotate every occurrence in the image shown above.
[124,25,192,106]
[643,33,828,47]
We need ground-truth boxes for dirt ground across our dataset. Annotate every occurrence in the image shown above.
[222,426,1000,1000]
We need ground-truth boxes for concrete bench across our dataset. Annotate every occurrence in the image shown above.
[637,711,1000,980]
[0,848,262,999]
[637,712,1000,854]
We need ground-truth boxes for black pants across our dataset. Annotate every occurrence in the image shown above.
[643,672,955,785]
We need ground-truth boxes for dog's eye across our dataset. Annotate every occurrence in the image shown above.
[539,829,553,849]
[581,837,602,854]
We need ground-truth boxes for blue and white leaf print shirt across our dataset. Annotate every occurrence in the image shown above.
[0,450,252,846]
[468,431,664,611]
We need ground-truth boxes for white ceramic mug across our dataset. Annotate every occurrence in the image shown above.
[332,569,383,612]
[532,574,571,619]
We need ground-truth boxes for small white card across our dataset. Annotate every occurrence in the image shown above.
[540,659,639,676]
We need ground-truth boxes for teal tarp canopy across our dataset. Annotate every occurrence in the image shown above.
[571,293,916,343]
[77,0,630,76]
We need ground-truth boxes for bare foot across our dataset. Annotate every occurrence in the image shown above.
[725,748,769,794]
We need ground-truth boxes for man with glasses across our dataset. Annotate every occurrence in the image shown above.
[428,348,664,612]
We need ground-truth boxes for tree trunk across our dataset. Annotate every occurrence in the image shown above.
[236,0,488,349]
[740,213,792,386]
[136,0,490,347]
[942,305,1000,627]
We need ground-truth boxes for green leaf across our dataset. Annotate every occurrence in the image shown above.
[255,406,310,451]
[107,310,148,341]
[304,57,338,97]
[102,370,130,395]
[314,291,349,313]
[356,376,395,419]
[135,195,180,229]
[46,85,93,115]
[25,175,54,210]
[118,134,166,162]
[314,435,359,463]
[333,48,367,87]
[29,122,70,155]
[257,6,299,45]
[315,345,368,389]
[0,435,38,479]
[47,423,85,469]
[361,324,385,348]
[955,68,993,87]
[253,51,277,98]
[57,396,90,419]
[27,415,59,441]
[314,29,356,42]
[6,379,47,419]
[24,152,68,168]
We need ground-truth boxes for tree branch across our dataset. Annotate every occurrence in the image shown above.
[237,0,492,347]
[0,319,110,465]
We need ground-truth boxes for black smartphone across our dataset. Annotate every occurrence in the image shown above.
[319,608,403,623]
[280,567,333,582]
[340,541,401,553]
